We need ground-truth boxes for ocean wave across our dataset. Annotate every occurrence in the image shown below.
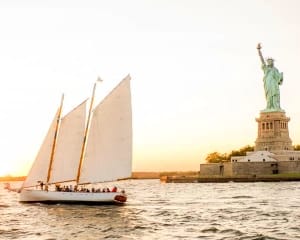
[1,180,300,239]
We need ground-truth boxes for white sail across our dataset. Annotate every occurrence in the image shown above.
[79,75,132,184]
[23,108,60,188]
[49,100,87,183]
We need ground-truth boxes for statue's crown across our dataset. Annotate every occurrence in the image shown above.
[266,57,274,61]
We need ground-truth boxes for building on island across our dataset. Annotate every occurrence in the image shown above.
[200,44,300,177]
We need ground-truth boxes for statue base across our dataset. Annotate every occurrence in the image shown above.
[260,108,285,113]
[255,111,293,151]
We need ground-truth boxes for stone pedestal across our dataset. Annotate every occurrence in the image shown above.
[255,111,292,151]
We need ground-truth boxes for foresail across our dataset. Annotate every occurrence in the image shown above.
[79,75,132,184]
[49,100,87,183]
[23,108,60,188]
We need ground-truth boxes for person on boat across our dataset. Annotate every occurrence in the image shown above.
[55,183,61,191]
[39,181,44,190]
[112,186,117,192]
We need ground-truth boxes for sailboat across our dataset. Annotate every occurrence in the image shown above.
[20,75,132,204]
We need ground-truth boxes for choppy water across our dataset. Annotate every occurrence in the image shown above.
[1,180,300,240]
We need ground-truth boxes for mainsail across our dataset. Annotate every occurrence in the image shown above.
[49,100,87,183]
[79,75,132,184]
[23,108,61,188]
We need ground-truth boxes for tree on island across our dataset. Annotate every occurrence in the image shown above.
[294,145,300,151]
[205,152,228,163]
[205,145,254,163]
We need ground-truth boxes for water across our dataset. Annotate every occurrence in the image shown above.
[1,180,300,240]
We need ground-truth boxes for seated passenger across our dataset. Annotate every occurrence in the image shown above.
[55,184,61,191]
[112,186,117,192]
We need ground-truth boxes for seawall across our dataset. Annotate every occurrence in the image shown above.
[160,175,300,183]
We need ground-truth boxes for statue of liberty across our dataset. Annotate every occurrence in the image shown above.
[257,43,283,112]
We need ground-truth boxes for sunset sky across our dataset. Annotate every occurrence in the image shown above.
[1,0,300,176]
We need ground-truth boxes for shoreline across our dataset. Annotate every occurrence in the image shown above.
[0,172,198,182]
[5,172,300,183]
[160,174,300,183]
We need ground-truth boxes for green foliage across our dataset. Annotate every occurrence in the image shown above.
[294,145,300,150]
[205,152,228,163]
[205,145,254,163]
[227,145,254,159]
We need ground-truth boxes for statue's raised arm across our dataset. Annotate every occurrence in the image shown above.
[257,43,266,66]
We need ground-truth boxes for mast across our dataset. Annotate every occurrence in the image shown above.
[46,94,64,184]
[76,80,100,184]
[48,99,88,184]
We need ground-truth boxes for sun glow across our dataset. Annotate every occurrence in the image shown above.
[0,164,13,177]
[0,155,32,177]
[0,1,300,175]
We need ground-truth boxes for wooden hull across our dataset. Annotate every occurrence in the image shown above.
[20,189,127,204]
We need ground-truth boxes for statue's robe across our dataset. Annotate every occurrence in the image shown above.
[262,64,283,110]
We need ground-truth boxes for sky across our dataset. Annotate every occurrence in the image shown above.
[1,0,300,176]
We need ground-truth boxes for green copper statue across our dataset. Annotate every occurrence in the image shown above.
[257,43,283,112]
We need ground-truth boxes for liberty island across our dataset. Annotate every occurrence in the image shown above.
[163,43,300,183]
